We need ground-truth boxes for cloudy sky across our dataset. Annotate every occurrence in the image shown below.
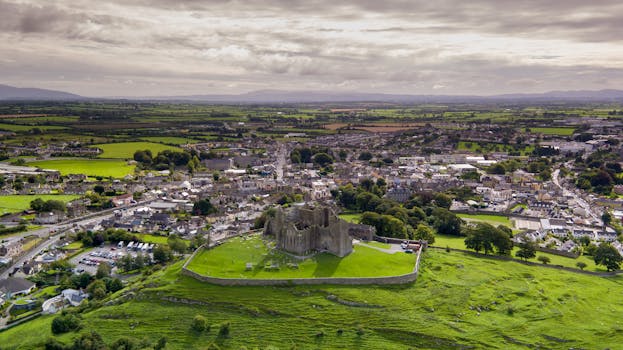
[2,0,623,97]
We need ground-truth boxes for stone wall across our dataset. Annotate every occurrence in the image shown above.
[182,245,423,286]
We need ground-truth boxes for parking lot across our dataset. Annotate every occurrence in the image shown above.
[70,241,155,275]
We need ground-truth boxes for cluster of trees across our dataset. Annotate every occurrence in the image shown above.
[575,150,622,195]
[133,149,199,171]
[333,179,462,241]
[30,198,66,213]
[290,147,334,167]
[192,199,217,216]
[463,223,513,255]
[75,228,138,248]
[46,331,167,350]
[486,158,551,181]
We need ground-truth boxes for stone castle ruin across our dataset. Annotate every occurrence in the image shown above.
[264,204,374,257]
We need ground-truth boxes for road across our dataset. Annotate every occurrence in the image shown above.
[0,199,158,280]
[552,168,600,223]
[275,144,286,182]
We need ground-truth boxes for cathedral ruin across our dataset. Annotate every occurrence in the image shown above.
[264,204,374,257]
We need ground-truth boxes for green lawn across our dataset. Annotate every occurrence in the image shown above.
[29,159,135,178]
[91,142,182,159]
[360,241,392,249]
[187,234,415,278]
[525,127,575,136]
[136,234,170,245]
[3,250,623,349]
[61,241,83,250]
[139,137,200,145]
[338,213,362,223]
[457,213,514,228]
[0,194,80,215]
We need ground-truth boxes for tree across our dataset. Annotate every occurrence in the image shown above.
[87,279,107,299]
[107,278,124,293]
[594,244,622,271]
[30,198,45,211]
[358,152,373,161]
[312,152,333,167]
[167,235,188,254]
[71,331,107,350]
[433,193,452,209]
[95,262,111,279]
[487,163,506,175]
[153,245,173,264]
[193,199,217,216]
[515,241,536,261]
[51,314,81,334]
[110,337,136,350]
[218,321,231,337]
[537,256,551,264]
[602,211,613,227]
[93,185,105,195]
[576,262,587,270]
[413,223,435,244]
[430,208,462,236]
[191,315,208,332]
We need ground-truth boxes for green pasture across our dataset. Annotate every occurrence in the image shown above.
[0,194,80,215]
[525,127,575,136]
[187,234,415,279]
[338,213,362,223]
[91,142,182,159]
[139,137,200,145]
[457,213,514,228]
[136,234,171,245]
[0,123,66,132]
[29,159,135,178]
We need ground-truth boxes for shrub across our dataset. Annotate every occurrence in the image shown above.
[51,314,81,334]
[576,262,587,270]
[537,256,551,265]
[218,321,230,337]
[191,315,208,332]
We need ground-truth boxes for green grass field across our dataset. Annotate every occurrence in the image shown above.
[3,249,623,349]
[525,127,575,136]
[338,213,362,223]
[29,159,135,178]
[0,123,67,132]
[187,234,415,278]
[432,234,604,272]
[139,137,200,145]
[136,234,170,244]
[457,213,514,228]
[0,194,80,215]
[91,142,182,159]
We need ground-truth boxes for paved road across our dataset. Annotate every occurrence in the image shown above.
[552,168,600,223]
[0,199,159,280]
[275,144,286,182]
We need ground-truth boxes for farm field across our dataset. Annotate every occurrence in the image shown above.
[3,250,623,349]
[0,194,80,215]
[186,234,415,278]
[91,142,182,159]
[525,127,576,135]
[139,136,200,145]
[0,123,67,132]
[29,159,135,178]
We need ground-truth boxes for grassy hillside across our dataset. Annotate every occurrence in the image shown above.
[187,235,415,278]
[2,249,622,349]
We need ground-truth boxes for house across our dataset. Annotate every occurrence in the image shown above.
[34,211,65,224]
[0,277,36,299]
[62,288,89,307]
[112,193,134,207]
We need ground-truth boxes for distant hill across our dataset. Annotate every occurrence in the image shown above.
[0,84,83,101]
[2,83,623,103]
[144,89,623,103]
